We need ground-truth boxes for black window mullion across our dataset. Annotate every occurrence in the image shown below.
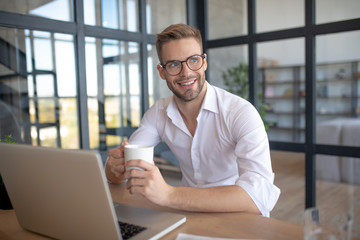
[74,0,90,149]
[139,0,149,115]
[304,0,316,209]
[186,0,197,27]
[248,0,257,108]
[186,0,208,80]
[0,10,77,34]
[84,25,142,42]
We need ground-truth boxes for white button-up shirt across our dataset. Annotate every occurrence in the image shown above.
[129,82,280,216]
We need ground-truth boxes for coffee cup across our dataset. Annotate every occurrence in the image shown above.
[124,145,154,171]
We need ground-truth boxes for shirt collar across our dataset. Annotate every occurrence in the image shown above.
[201,82,219,114]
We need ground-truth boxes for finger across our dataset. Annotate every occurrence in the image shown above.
[108,141,128,159]
[124,167,147,179]
[126,177,146,188]
[108,147,123,159]
[126,178,144,195]
[127,185,145,195]
[107,156,124,168]
[120,140,128,149]
[111,164,126,177]
[119,141,129,155]
[125,159,155,171]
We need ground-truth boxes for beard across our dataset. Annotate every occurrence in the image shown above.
[167,72,206,102]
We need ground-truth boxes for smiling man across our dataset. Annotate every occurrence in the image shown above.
[105,23,280,217]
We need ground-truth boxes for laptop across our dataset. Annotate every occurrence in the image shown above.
[0,143,186,240]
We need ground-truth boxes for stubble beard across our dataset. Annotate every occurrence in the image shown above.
[168,73,206,102]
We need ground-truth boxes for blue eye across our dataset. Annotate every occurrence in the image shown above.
[168,61,180,68]
[189,57,199,63]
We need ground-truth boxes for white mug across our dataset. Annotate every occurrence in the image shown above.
[124,145,154,170]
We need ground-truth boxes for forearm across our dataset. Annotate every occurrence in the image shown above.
[165,185,261,214]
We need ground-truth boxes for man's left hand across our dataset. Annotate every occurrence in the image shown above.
[124,160,174,207]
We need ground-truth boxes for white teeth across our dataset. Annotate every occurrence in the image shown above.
[180,81,194,86]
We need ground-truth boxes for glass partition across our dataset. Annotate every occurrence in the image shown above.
[147,44,172,105]
[84,0,139,31]
[315,154,360,238]
[256,0,304,33]
[146,0,186,34]
[316,0,360,24]
[257,38,305,142]
[0,0,73,21]
[208,0,247,39]
[315,30,360,147]
[0,27,79,148]
[85,37,141,149]
[270,151,305,225]
[208,45,248,90]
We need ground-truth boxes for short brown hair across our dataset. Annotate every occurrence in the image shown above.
[156,23,203,64]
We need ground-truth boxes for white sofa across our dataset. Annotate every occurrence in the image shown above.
[316,118,360,185]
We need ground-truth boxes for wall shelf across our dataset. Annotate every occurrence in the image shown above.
[259,60,360,142]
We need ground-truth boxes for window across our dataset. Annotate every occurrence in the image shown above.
[258,38,305,142]
[0,0,186,152]
[208,45,248,91]
[205,0,360,225]
[208,0,247,39]
[256,0,304,33]
[147,44,172,105]
[316,0,360,24]
[1,0,74,21]
[85,37,141,149]
[84,0,139,31]
[146,0,186,34]
[0,26,78,148]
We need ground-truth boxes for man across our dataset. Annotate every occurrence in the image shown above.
[105,23,280,217]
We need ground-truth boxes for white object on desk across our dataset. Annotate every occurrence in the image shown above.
[176,233,263,240]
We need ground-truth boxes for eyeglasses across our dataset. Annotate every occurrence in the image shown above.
[159,54,205,76]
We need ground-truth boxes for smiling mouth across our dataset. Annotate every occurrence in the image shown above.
[180,80,194,86]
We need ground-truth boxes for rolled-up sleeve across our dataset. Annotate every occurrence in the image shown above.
[232,106,280,217]
[235,171,280,217]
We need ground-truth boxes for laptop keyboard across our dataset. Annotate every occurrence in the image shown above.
[118,221,147,239]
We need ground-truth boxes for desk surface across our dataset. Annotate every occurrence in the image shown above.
[0,183,303,240]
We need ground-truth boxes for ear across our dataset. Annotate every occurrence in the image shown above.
[157,64,166,80]
[203,53,208,71]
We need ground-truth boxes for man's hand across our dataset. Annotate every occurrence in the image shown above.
[107,144,260,215]
[105,141,128,184]
[124,160,260,214]
[124,159,174,206]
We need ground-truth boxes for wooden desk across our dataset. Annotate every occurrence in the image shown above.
[0,183,303,240]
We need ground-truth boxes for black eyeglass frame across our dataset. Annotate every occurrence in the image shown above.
[159,54,206,76]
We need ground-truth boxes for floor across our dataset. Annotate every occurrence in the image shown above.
[270,151,359,238]
[160,151,360,238]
